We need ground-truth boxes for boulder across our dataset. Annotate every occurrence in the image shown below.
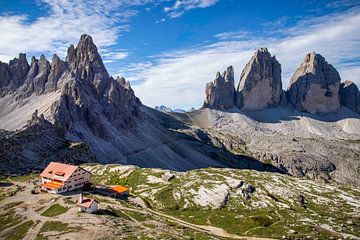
[162,172,175,181]
[339,80,360,114]
[236,48,282,110]
[203,66,235,109]
[287,52,341,113]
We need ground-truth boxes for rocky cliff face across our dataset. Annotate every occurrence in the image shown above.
[0,53,29,96]
[203,66,235,109]
[50,34,142,137]
[202,50,360,115]
[236,48,282,110]
[287,52,341,113]
[339,80,360,114]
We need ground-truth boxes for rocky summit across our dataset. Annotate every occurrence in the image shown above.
[203,66,235,109]
[287,52,341,113]
[202,49,360,115]
[236,48,283,110]
[340,80,360,114]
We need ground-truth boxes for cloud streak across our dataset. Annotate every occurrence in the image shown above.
[164,0,219,18]
[0,0,156,61]
[130,8,360,109]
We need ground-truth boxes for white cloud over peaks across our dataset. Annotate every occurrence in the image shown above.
[164,0,219,18]
[130,8,360,109]
[0,0,155,61]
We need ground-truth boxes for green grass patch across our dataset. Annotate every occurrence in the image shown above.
[0,209,22,231]
[155,186,179,210]
[36,220,81,240]
[251,215,273,227]
[41,204,69,217]
[124,210,152,222]
[5,220,34,240]
[40,220,70,232]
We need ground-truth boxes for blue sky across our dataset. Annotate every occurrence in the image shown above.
[0,0,360,109]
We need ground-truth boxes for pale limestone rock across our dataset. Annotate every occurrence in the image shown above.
[203,66,235,109]
[287,52,341,113]
[236,48,282,110]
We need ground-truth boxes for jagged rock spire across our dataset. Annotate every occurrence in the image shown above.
[287,52,341,113]
[339,80,360,114]
[0,53,29,95]
[236,48,282,110]
[45,54,67,92]
[203,66,235,109]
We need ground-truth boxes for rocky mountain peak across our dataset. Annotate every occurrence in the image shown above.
[203,66,236,109]
[287,52,341,113]
[223,66,234,84]
[236,48,282,110]
[0,53,30,94]
[339,80,360,114]
[65,34,110,94]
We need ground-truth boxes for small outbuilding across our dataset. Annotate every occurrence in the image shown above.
[77,193,98,213]
[110,185,129,199]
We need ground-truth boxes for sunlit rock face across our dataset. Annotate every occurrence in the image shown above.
[236,48,282,110]
[287,52,341,114]
[203,66,235,110]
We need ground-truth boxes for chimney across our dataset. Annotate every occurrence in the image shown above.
[79,193,83,204]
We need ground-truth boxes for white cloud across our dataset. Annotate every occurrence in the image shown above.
[102,50,129,60]
[130,8,360,109]
[0,0,157,62]
[164,0,219,18]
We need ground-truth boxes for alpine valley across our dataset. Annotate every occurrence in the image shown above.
[0,35,359,240]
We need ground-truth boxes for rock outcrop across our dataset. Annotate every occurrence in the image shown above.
[0,53,30,95]
[339,80,360,114]
[45,54,67,92]
[203,66,235,109]
[287,52,341,113]
[236,48,282,110]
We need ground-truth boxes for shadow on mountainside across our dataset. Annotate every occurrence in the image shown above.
[0,106,285,176]
[145,106,286,174]
[203,105,360,124]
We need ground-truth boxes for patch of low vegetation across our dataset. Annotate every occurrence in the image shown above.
[4,201,23,209]
[87,164,360,239]
[9,173,37,182]
[155,186,179,210]
[0,187,21,201]
[4,220,34,240]
[34,206,46,213]
[36,220,81,240]
[251,215,273,227]
[0,209,22,231]
[63,197,76,204]
[124,209,152,222]
[41,204,69,217]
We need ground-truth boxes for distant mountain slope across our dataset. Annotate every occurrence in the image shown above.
[183,107,360,186]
